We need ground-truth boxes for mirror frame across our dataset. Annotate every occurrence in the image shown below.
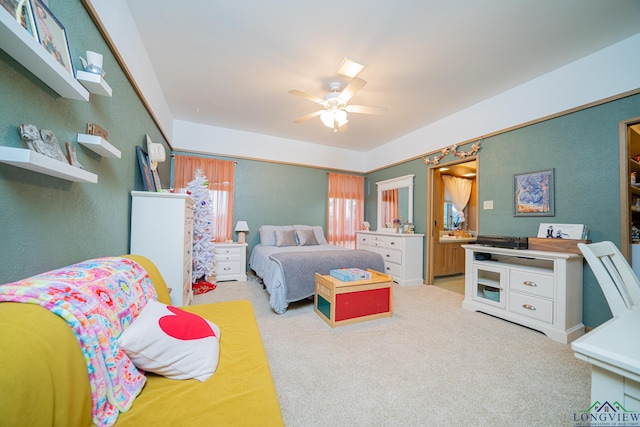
[376,174,414,232]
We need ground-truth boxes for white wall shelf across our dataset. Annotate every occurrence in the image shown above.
[0,146,97,183]
[0,11,89,101]
[77,134,120,158]
[76,71,112,97]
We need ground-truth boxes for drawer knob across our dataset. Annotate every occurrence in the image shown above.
[390,242,396,245]
[522,304,536,311]
[224,267,231,271]
[386,254,391,258]
[523,281,537,287]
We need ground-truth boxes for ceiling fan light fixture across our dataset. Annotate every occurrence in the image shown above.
[320,109,348,129]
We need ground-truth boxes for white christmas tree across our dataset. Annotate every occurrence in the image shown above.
[186,168,216,283]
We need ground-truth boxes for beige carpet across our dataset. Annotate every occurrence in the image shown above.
[194,277,591,426]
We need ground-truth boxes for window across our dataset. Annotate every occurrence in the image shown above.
[443,202,465,230]
[173,155,235,242]
[327,173,364,249]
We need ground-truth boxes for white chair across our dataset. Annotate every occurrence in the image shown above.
[578,241,640,317]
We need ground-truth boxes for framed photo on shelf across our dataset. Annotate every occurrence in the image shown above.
[0,0,38,40]
[136,146,155,191]
[151,168,162,191]
[31,0,74,75]
[513,168,555,217]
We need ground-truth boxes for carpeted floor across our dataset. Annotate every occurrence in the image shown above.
[193,277,591,426]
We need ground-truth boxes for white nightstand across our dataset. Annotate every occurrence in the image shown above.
[214,243,248,281]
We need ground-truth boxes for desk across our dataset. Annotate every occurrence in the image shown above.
[571,307,640,410]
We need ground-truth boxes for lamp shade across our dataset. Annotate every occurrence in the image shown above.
[235,221,249,232]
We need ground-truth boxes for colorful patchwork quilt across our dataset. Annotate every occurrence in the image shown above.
[0,257,158,427]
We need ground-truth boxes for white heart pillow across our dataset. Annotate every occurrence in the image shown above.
[118,300,221,382]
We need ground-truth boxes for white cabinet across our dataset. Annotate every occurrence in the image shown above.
[214,243,247,282]
[130,191,194,306]
[356,231,424,286]
[462,245,584,344]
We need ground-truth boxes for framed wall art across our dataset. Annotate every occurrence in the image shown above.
[31,0,74,75]
[513,168,555,217]
[1,0,38,40]
[136,146,155,191]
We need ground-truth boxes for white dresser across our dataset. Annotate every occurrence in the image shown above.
[356,231,424,286]
[130,191,194,306]
[214,243,247,281]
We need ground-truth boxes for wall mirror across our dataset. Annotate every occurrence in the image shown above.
[376,174,414,232]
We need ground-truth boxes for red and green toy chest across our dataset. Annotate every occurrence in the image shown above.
[314,269,393,327]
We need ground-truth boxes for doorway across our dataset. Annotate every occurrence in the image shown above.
[426,158,479,291]
[620,117,640,264]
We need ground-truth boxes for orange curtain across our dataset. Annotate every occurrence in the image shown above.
[382,189,399,226]
[173,155,235,242]
[327,173,364,249]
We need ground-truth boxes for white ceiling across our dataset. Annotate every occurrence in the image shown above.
[125,0,640,152]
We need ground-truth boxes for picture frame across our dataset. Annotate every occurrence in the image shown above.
[1,0,38,40]
[31,0,74,75]
[151,168,162,191]
[513,168,555,217]
[136,146,156,191]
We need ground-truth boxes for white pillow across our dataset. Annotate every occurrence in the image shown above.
[259,226,277,246]
[294,225,328,245]
[259,225,294,246]
[118,300,221,382]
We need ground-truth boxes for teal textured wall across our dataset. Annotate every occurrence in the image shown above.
[364,94,640,327]
[0,1,170,282]
[172,152,360,259]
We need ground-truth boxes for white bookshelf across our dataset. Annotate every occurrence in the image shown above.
[0,10,89,101]
[0,146,97,183]
[77,134,120,158]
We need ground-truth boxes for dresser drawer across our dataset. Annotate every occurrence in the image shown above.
[216,261,242,276]
[379,248,402,265]
[215,251,241,262]
[383,235,403,249]
[382,261,401,278]
[357,234,373,247]
[510,270,554,299]
[508,292,553,324]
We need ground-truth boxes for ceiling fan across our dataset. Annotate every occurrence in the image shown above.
[289,58,387,132]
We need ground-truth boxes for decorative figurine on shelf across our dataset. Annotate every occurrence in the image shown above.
[65,141,84,169]
[39,129,69,163]
[18,124,67,163]
[79,51,106,78]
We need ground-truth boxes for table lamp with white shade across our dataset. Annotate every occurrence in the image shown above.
[235,221,249,244]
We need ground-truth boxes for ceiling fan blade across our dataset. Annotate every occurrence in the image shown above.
[293,110,323,124]
[288,89,325,105]
[345,105,387,115]
[338,77,366,102]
